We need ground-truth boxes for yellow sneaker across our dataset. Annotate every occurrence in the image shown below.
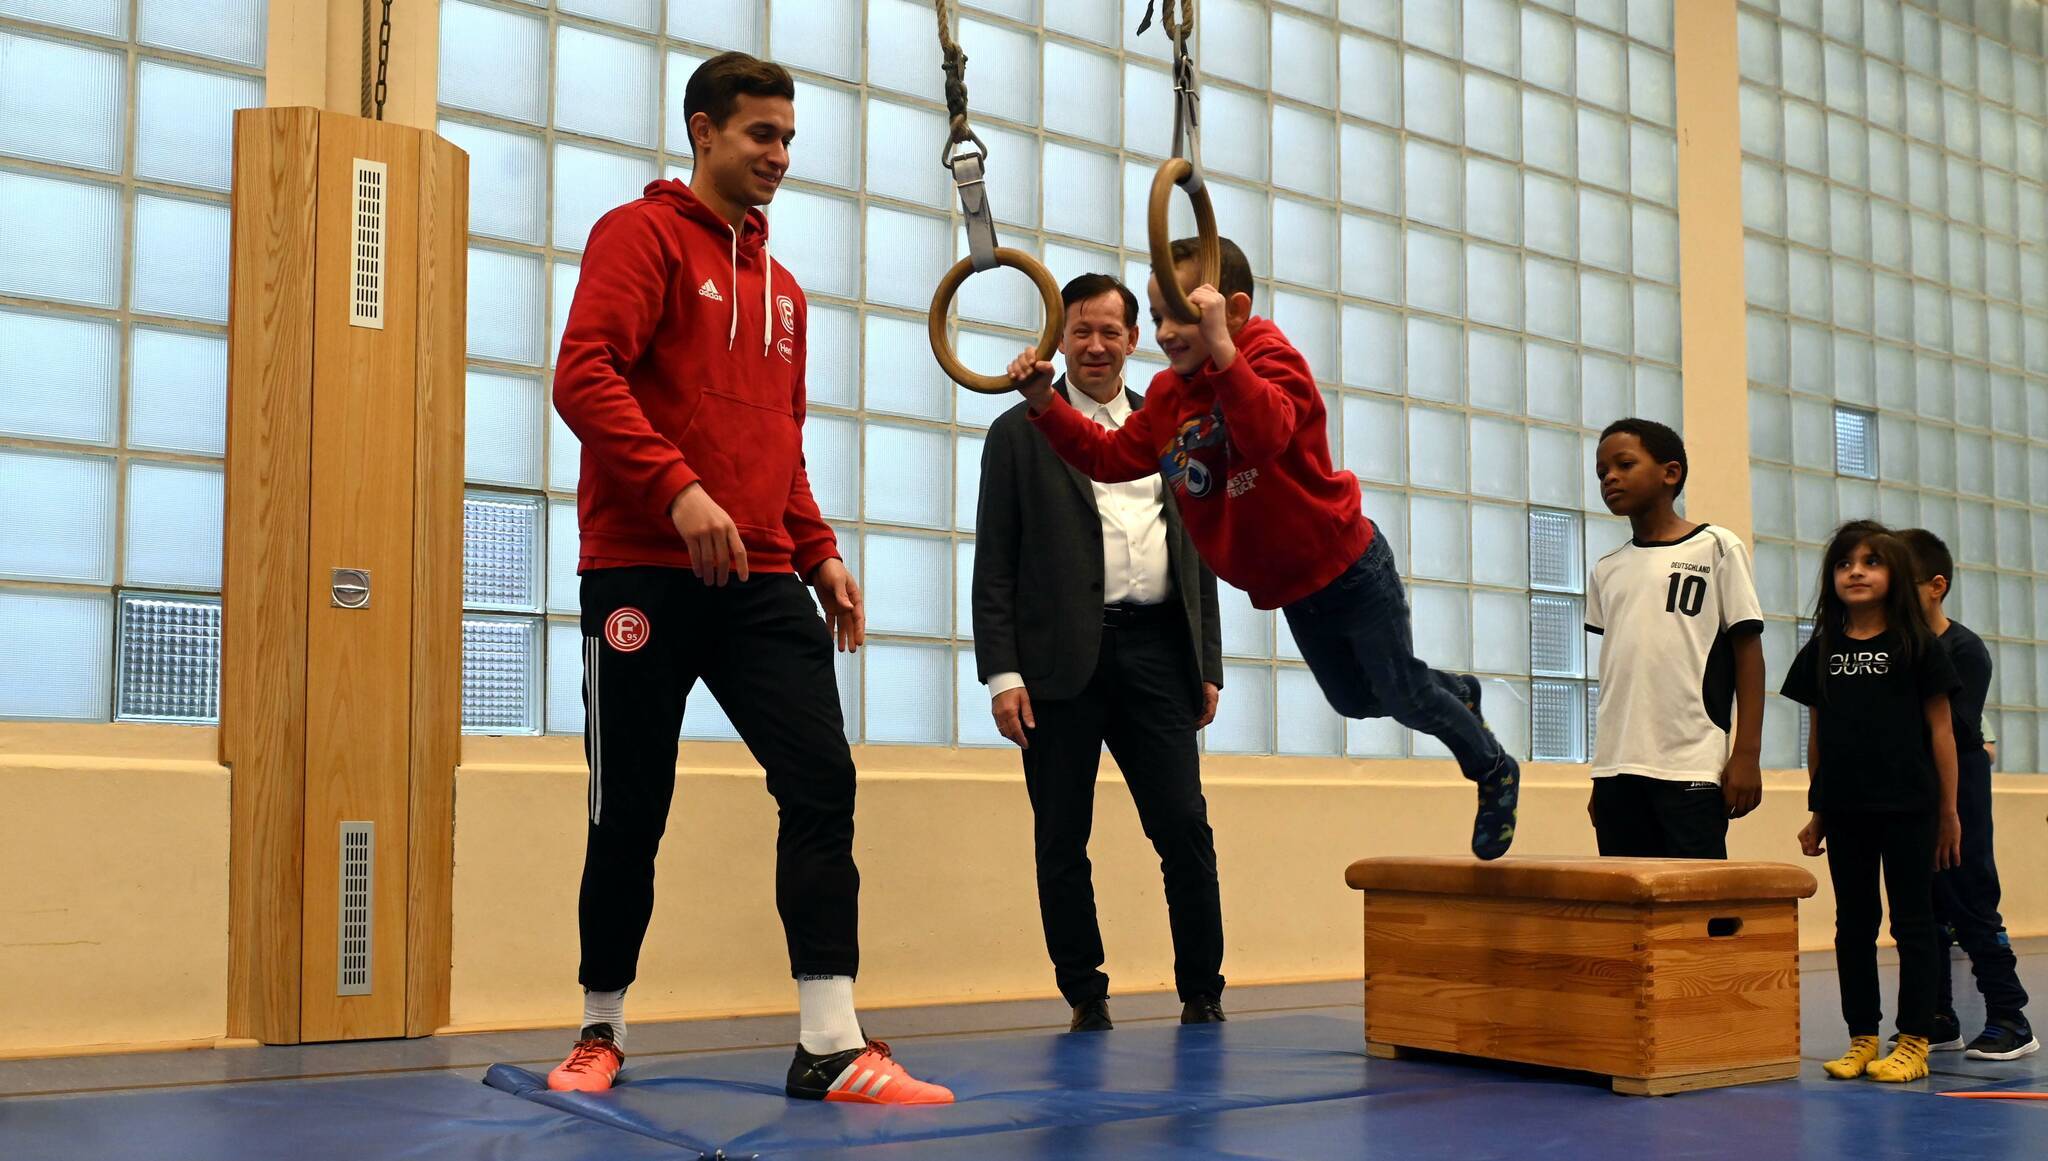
[1823,1035,1882,1079]
[1867,1035,1931,1083]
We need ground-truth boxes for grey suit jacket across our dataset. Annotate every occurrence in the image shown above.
[971,380,1224,704]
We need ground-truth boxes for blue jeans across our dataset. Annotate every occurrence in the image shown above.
[1282,528,1504,782]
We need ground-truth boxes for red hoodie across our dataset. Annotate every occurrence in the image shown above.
[554,180,838,578]
[1030,316,1373,610]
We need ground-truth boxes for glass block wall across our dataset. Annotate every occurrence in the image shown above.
[1738,0,2048,772]
[0,0,265,723]
[435,0,1683,750]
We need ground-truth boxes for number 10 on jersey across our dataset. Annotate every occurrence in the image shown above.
[1666,572,1706,617]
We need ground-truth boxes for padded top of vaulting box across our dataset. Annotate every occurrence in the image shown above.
[1343,856,1818,903]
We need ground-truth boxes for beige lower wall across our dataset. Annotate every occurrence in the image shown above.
[0,725,230,1056]
[5,722,2047,1055]
[447,737,2048,1032]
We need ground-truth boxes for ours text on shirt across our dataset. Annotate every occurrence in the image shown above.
[1829,650,1892,677]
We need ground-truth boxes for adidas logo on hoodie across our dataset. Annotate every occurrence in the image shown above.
[698,279,722,301]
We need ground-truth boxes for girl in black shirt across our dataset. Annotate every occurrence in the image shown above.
[1782,521,1962,1084]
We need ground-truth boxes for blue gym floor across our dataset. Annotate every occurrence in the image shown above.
[3,944,2041,1161]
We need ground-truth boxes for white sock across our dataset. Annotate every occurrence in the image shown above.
[582,987,627,1048]
[797,974,865,1055]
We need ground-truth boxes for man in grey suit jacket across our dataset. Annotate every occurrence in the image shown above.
[972,273,1228,1032]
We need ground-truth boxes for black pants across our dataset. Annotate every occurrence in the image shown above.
[576,566,858,991]
[1827,809,1939,1039]
[1934,750,2030,1021]
[1591,774,1729,859]
[1020,613,1224,1006]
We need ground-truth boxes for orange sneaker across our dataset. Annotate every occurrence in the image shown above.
[547,1024,624,1093]
[785,1039,955,1105]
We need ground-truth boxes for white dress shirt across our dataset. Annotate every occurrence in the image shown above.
[989,379,1174,699]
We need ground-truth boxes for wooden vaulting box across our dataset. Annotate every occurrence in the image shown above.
[220,108,468,1044]
[1347,857,1819,1095]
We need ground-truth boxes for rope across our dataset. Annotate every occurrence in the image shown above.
[1136,0,1194,43]
[923,0,1065,385]
[933,0,977,150]
[932,0,994,267]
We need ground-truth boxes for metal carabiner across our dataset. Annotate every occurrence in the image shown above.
[943,135,999,274]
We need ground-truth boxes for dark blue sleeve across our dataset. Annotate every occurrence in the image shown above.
[1945,634,1991,731]
[1917,635,1963,702]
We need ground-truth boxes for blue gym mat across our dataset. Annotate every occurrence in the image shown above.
[483,1012,1409,1157]
[7,875,2039,1161]
[480,1008,2046,1159]
[0,1070,694,1161]
[767,1076,2048,1161]
[4,994,2042,1160]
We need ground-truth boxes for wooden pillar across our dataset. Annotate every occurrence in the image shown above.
[222,108,467,1043]
[1675,0,1753,543]
[222,106,319,1046]
[410,121,469,1040]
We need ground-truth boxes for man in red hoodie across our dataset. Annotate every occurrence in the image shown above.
[1007,237,1520,861]
[545,51,949,1106]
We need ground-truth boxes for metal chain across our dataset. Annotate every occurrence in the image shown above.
[373,0,394,121]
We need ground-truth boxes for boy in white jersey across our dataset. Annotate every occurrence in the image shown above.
[1585,419,1766,858]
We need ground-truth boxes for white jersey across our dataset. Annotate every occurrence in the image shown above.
[1585,524,1765,783]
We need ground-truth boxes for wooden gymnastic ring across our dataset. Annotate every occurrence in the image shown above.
[1148,158,1221,324]
[927,247,1065,394]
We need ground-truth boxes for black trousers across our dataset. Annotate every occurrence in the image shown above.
[1827,809,1939,1039]
[1591,774,1729,859]
[576,566,858,992]
[1934,750,2030,1020]
[1020,613,1224,1006]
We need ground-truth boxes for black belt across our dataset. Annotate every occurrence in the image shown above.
[1102,601,1177,628]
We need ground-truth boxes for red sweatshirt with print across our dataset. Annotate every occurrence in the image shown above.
[1029,316,1372,610]
[553,180,839,578]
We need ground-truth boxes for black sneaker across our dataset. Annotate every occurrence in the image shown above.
[1472,754,1519,861]
[785,1039,955,1104]
[1964,1021,2040,1061]
[1892,1011,1965,1051]
[1181,994,1226,1024]
[1069,997,1113,1032]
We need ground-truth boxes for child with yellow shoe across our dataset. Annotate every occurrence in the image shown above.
[1781,522,1964,1083]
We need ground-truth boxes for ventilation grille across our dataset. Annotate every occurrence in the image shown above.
[350,159,387,330]
[338,821,374,996]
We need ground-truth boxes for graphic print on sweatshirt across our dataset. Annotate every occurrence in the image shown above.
[1159,407,1231,499]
